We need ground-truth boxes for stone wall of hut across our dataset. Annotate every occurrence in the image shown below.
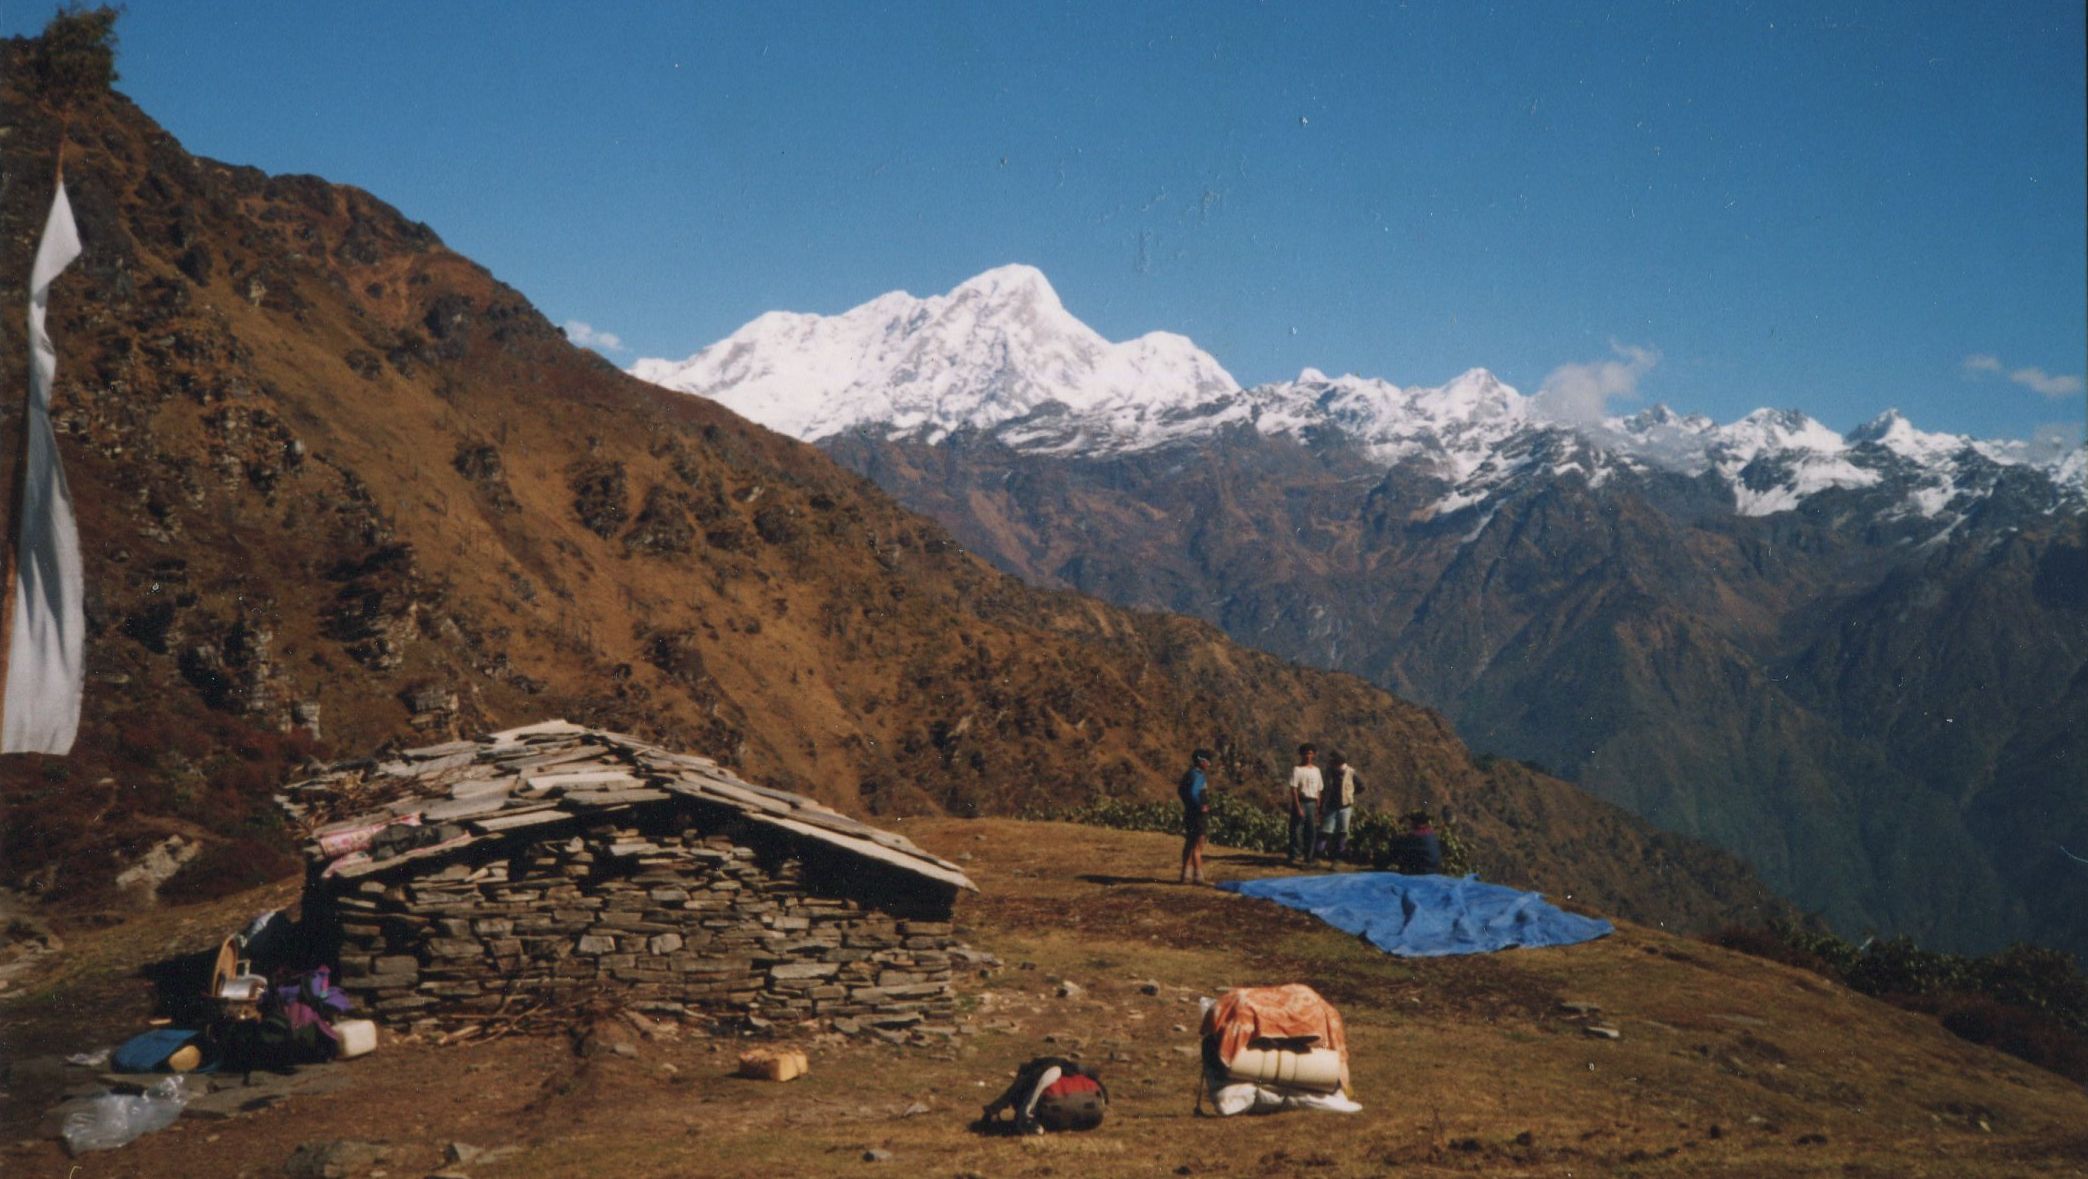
[314,801,966,1040]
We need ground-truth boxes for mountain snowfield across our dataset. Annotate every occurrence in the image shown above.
[628,265,1237,449]
[632,265,2085,523]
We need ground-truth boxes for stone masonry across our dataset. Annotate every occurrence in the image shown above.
[320,806,959,1038]
[281,721,978,1041]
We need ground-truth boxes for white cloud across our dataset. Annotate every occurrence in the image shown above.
[2008,366,2084,398]
[1532,342,1660,425]
[1961,352,2081,398]
[562,320,626,354]
[2029,422,2084,460]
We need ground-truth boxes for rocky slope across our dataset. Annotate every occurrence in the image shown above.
[0,31,1779,937]
[640,268,2087,960]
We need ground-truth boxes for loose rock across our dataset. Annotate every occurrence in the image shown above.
[284,1140,390,1179]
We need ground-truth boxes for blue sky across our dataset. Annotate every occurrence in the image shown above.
[8,1,2084,445]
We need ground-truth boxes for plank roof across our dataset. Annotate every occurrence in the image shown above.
[276,721,976,890]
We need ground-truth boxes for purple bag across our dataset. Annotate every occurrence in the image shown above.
[269,966,353,1043]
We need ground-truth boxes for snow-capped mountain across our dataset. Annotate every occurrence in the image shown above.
[633,265,2087,962]
[631,264,1238,452]
[632,266,2084,524]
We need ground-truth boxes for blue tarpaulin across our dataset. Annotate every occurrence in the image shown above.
[110,1028,211,1073]
[1218,873,1613,957]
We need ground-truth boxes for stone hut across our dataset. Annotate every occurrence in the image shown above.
[278,721,979,1041]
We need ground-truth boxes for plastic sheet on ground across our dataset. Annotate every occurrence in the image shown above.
[1218,872,1612,957]
[61,1075,202,1155]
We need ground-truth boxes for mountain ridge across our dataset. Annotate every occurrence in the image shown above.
[637,266,2088,959]
[633,266,2084,533]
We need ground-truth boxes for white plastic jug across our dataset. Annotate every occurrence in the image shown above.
[1224,1046,1343,1093]
[334,1019,378,1059]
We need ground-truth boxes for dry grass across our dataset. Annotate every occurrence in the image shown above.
[4,820,2084,1177]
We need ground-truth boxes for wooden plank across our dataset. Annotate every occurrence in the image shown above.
[330,833,477,878]
[449,775,518,800]
[748,816,976,892]
[526,770,643,788]
[593,730,666,751]
[686,778,792,815]
[503,747,616,772]
[471,810,573,834]
[421,796,512,822]
[645,751,722,771]
[768,806,926,857]
[401,740,480,760]
[782,808,891,843]
[485,719,586,743]
[732,779,823,808]
[564,788,670,807]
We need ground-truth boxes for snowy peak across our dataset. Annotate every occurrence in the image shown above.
[1729,407,1842,450]
[633,265,2084,523]
[949,262,1062,312]
[631,265,1238,450]
[1846,408,1969,465]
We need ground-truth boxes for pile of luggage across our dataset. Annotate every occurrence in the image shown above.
[1197,983,1362,1116]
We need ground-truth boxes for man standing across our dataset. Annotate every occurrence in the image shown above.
[1318,751,1361,863]
[1288,743,1324,865]
[1178,748,1213,885]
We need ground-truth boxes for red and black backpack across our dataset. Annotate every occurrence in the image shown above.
[1034,1067,1108,1131]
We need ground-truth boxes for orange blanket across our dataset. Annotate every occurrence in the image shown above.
[1200,983,1349,1068]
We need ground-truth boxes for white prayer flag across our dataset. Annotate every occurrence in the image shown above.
[3,182,86,754]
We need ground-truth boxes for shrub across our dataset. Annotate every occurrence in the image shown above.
[1710,920,2088,1084]
[1932,996,2088,1083]
[1977,943,2088,1032]
[1053,790,1472,876]
[1845,935,1973,999]
[24,6,119,103]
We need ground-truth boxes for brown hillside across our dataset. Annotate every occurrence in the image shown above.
[827,397,2088,960]
[0,31,1777,934]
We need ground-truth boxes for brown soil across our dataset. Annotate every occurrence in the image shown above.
[3,819,2083,1178]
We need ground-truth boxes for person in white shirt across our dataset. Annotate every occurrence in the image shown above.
[1317,751,1361,863]
[1288,744,1324,865]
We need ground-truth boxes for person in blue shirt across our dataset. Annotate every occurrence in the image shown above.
[1178,748,1213,884]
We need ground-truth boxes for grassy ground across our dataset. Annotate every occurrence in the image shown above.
[3,819,2084,1177]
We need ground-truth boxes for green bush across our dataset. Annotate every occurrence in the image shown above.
[24,5,120,102]
[1711,919,2088,1083]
